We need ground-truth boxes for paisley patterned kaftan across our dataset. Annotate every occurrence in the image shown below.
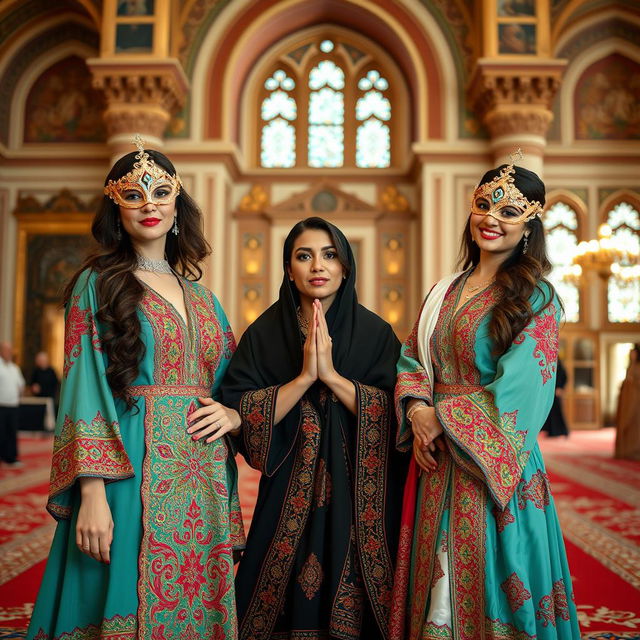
[390,274,581,640]
[27,270,245,640]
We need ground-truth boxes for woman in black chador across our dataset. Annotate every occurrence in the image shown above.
[222,217,405,640]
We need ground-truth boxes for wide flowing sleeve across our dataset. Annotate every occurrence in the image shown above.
[436,284,561,509]
[47,270,134,520]
[210,294,246,551]
[394,298,432,452]
[221,327,300,477]
[211,294,237,401]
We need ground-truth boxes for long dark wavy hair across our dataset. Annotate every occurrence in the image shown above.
[63,150,211,408]
[458,164,559,356]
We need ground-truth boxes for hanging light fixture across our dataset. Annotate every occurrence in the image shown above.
[572,223,639,280]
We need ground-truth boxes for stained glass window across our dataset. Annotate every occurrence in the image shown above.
[606,202,640,323]
[261,69,296,168]
[356,70,391,168]
[544,202,580,322]
[308,60,344,167]
[259,40,394,168]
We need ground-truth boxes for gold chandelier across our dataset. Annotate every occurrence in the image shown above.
[571,223,639,281]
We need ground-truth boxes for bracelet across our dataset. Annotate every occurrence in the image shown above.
[406,401,428,422]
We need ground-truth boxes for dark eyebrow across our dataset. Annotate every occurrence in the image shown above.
[295,245,336,252]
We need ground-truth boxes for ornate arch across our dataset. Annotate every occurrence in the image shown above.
[599,190,640,326]
[600,190,640,223]
[544,190,587,324]
[0,16,98,146]
[545,189,587,233]
[241,25,411,170]
[556,36,640,145]
[8,43,101,148]
[189,0,460,145]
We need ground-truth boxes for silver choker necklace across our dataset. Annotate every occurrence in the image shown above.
[136,255,172,274]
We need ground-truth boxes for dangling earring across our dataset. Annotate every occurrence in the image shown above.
[172,215,179,236]
[116,218,122,241]
[523,234,529,254]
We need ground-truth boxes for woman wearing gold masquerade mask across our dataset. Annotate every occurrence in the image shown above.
[389,164,580,639]
[27,141,245,639]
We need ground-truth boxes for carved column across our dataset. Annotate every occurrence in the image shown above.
[469,61,566,175]
[88,59,188,157]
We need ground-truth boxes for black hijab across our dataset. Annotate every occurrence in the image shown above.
[223,216,399,431]
[222,217,403,639]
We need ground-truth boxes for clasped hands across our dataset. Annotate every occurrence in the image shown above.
[408,401,445,472]
[299,298,338,386]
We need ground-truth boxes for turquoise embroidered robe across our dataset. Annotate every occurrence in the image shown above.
[389,275,581,640]
[27,269,245,640]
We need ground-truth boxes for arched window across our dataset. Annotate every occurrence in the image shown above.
[258,37,396,169]
[261,69,297,168]
[356,70,391,168]
[544,202,580,323]
[606,201,640,323]
[308,58,344,167]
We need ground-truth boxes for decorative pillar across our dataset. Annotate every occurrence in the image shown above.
[234,186,271,334]
[469,0,565,175]
[87,0,188,157]
[378,185,415,339]
[469,62,565,175]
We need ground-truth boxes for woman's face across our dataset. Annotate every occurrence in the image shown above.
[118,191,177,248]
[469,205,527,259]
[287,228,346,306]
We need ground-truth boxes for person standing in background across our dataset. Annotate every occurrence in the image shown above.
[542,358,569,437]
[31,351,60,410]
[0,341,25,466]
[615,344,640,460]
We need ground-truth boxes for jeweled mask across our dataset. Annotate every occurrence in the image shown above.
[104,135,182,209]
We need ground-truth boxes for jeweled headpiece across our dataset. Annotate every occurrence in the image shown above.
[470,149,543,225]
[104,134,182,209]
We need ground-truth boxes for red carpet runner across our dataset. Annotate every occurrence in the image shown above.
[1,430,638,639]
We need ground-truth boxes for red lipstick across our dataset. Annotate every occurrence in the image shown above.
[140,218,161,227]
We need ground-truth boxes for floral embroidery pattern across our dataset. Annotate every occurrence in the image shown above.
[501,572,532,612]
[431,277,499,386]
[407,460,450,640]
[222,325,237,360]
[354,383,395,633]
[298,553,324,600]
[536,579,570,627]
[395,370,431,450]
[517,470,550,511]
[450,466,486,640]
[313,458,332,508]
[331,526,364,637]
[141,291,185,384]
[48,412,133,518]
[492,504,515,533]
[515,302,558,385]
[431,554,445,588]
[486,618,536,639]
[189,284,225,389]
[32,614,137,639]
[241,385,279,474]
[63,295,100,377]
[240,400,321,640]
[437,392,526,509]
[138,388,237,638]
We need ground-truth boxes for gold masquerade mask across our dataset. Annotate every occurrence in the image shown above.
[104,135,182,209]
[469,161,543,225]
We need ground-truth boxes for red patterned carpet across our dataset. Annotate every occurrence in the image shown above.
[1,429,638,639]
